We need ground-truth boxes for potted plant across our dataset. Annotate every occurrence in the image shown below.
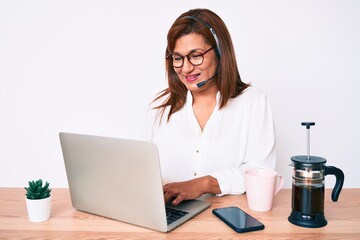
[24,179,52,222]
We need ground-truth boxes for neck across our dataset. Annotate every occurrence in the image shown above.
[192,81,218,100]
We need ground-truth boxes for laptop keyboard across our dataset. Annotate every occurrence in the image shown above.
[166,207,189,225]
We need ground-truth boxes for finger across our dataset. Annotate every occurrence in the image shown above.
[163,184,169,193]
[163,182,175,193]
[172,192,186,205]
[164,189,177,204]
[164,191,171,203]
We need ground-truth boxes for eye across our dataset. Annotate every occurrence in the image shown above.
[189,52,203,60]
[172,55,183,62]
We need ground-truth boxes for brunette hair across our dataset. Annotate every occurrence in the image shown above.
[153,8,250,122]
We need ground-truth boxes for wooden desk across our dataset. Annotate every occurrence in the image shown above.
[0,188,359,239]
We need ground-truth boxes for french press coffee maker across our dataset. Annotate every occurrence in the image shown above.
[288,122,344,228]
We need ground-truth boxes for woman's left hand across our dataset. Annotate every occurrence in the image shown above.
[163,175,221,205]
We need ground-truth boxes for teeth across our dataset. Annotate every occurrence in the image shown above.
[186,75,198,80]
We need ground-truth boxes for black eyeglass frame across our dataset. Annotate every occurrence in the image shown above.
[167,47,214,68]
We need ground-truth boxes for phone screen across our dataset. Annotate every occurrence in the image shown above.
[212,206,265,233]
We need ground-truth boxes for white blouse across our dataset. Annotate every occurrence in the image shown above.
[142,86,276,196]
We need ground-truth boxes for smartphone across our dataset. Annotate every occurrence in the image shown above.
[212,206,265,233]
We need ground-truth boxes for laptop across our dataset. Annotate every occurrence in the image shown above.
[59,132,211,232]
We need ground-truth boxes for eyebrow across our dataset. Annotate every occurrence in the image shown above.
[171,48,206,56]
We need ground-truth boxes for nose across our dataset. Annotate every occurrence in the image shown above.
[182,57,195,72]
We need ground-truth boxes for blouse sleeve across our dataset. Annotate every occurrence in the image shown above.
[210,92,276,196]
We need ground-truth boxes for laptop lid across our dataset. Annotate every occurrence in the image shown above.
[59,132,210,232]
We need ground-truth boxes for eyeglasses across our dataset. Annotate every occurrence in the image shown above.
[167,47,214,68]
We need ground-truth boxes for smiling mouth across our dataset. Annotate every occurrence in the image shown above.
[185,74,200,83]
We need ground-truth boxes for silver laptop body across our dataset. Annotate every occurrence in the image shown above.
[59,132,211,232]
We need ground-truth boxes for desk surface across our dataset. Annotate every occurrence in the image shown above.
[0,188,359,239]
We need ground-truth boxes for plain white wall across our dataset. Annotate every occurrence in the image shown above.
[1,0,359,189]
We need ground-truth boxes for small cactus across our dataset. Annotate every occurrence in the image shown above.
[25,179,51,200]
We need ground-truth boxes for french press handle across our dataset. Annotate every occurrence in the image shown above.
[324,166,344,202]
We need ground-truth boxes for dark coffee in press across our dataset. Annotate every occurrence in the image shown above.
[292,184,324,216]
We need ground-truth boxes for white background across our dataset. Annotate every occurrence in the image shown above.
[1,0,359,189]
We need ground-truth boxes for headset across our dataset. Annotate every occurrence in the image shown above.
[181,15,221,58]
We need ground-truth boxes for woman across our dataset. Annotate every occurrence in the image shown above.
[143,8,276,205]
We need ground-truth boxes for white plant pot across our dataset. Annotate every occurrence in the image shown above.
[25,195,51,222]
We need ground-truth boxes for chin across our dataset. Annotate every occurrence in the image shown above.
[185,83,200,91]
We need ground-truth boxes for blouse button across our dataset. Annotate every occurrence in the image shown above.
[196,150,199,153]
[193,172,197,176]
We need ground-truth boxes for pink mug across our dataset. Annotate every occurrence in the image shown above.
[244,168,284,212]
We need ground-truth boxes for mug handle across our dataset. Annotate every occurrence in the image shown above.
[274,174,284,195]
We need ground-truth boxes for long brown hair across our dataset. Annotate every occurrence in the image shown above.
[153,8,250,122]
